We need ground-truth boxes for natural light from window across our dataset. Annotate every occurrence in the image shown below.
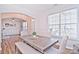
[48,9,78,40]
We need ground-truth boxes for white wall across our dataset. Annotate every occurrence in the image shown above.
[34,12,51,37]
[0,14,2,49]
[0,15,1,39]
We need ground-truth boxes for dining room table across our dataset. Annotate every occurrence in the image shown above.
[21,35,59,53]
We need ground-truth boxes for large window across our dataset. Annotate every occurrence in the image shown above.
[48,9,78,40]
[48,14,59,36]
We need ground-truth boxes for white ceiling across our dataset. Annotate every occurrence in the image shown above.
[0,4,59,17]
[0,4,56,12]
[0,4,79,18]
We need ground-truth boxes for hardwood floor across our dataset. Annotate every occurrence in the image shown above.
[2,35,22,54]
[1,36,72,54]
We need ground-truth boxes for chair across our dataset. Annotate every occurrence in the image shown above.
[72,44,79,54]
[44,35,68,54]
[20,30,28,36]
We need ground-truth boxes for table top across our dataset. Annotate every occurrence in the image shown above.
[15,42,41,54]
[21,35,58,53]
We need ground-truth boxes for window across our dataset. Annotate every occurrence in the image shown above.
[48,9,78,40]
[48,14,59,36]
[22,22,27,30]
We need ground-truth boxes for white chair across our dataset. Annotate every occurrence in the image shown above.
[21,30,28,36]
[45,36,68,54]
[72,44,79,54]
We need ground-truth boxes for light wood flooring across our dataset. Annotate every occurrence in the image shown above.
[1,36,72,54]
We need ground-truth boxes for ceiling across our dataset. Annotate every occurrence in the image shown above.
[0,4,59,17]
[0,4,78,17]
[0,4,56,12]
